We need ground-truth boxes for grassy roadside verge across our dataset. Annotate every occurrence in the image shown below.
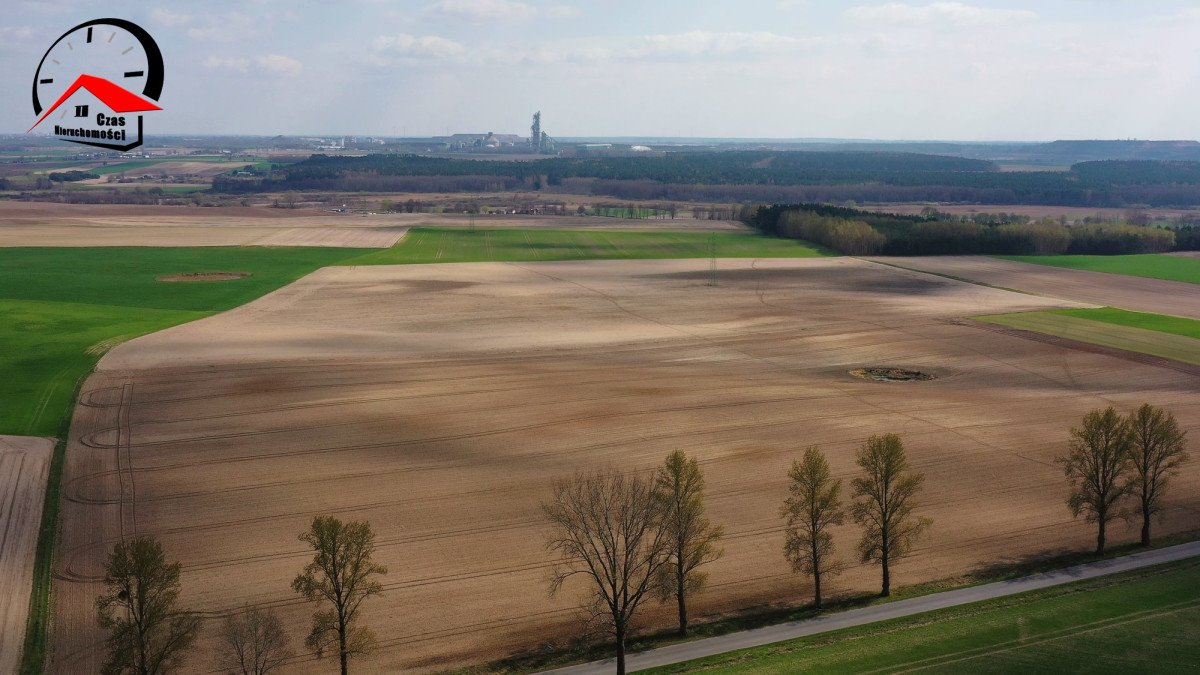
[998,253,1200,285]
[19,395,77,673]
[644,557,1200,673]
[451,532,1200,674]
[342,228,833,265]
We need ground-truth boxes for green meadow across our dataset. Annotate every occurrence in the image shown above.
[344,227,832,265]
[648,559,1200,674]
[974,308,1200,366]
[1047,307,1200,340]
[0,246,368,437]
[1000,254,1200,285]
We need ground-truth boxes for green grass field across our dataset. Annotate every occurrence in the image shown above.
[1047,307,1200,340]
[0,246,369,437]
[647,559,1200,674]
[974,309,1200,366]
[344,227,831,265]
[1000,254,1200,285]
[85,156,243,176]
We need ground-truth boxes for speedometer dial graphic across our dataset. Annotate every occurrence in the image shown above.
[29,18,164,151]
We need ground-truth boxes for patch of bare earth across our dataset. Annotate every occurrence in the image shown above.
[51,259,1199,673]
[0,435,54,675]
[156,272,250,282]
[0,202,407,248]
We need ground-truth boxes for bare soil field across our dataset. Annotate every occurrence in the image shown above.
[0,435,53,675]
[0,202,740,248]
[51,259,1200,673]
[872,256,1200,320]
[867,203,1198,221]
[0,202,406,248]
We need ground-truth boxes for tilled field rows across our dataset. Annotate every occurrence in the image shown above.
[52,259,1200,673]
[0,436,53,675]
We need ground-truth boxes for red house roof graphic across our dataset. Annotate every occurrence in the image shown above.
[28,73,161,132]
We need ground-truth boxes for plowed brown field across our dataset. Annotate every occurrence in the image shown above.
[0,202,405,248]
[50,258,1200,673]
[1,435,53,675]
[0,202,741,248]
[873,256,1200,320]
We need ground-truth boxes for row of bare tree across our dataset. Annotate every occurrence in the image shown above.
[543,435,931,674]
[1060,404,1189,553]
[91,404,1187,674]
[95,516,386,675]
[540,402,1189,674]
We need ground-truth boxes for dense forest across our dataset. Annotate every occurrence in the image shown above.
[212,152,1200,208]
[747,203,1194,256]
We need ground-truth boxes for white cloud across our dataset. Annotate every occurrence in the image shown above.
[846,2,1037,26]
[0,26,35,41]
[371,33,467,59]
[627,31,802,59]
[255,54,304,77]
[203,56,249,72]
[186,12,256,42]
[150,8,193,28]
[428,0,537,21]
[203,54,302,77]
[427,0,577,21]
[470,31,819,67]
[544,5,580,18]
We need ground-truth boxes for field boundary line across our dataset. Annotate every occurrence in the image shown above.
[859,258,1050,298]
[116,383,136,539]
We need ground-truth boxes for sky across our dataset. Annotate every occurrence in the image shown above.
[3,0,1199,140]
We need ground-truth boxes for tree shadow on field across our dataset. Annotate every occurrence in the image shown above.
[965,529,1200,584]
[640,267,954,295]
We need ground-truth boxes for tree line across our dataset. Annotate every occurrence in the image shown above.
[209,153,1200,208]
[90,405,1187,674]
[749,203,1193,255]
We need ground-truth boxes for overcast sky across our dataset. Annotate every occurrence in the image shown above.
[3,0,1199,140]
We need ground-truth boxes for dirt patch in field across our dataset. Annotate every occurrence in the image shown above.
[850,367,936,382]
[0,435,54,675]
[156,272,251,282]
[52,259,1199,673]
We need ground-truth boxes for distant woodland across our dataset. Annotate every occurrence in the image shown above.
[213,152,1200,208]
[747,203,1199,256]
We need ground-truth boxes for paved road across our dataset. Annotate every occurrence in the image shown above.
[545,540,1200,674]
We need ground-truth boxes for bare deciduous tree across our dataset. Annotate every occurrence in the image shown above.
[850,434,931,597]
[1060,407,1134,554]
[217,606,293,675]
[543,469,670,675]
[1125,403,1188,546]
[95,535,202,675]
[292,516,387,675]
[653,450,723,636]
[782,446,845,608]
